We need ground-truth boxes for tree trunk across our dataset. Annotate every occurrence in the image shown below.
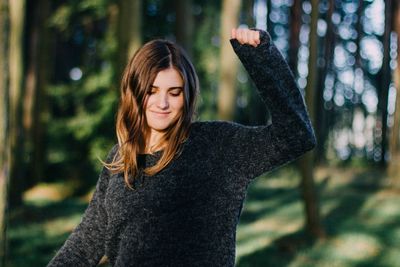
[217,0,242,120]
[175,0,193,57]
[266,0,271,30]
[8,0,26,208]
[0,0,10,264]
[388,0,400,182]
[298,0,325,238]
[377,0,392,166]
[315,0,335,164]
[353,0,363,69]
[24,0,51,187]
[388,67,400,182]
[288,0,301,75]
[243,0,255,27]
[116,0,142,80]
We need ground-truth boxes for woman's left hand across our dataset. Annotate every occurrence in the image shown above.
[231,28,260,47]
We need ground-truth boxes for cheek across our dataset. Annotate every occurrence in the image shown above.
[144,95,154,110]
[173,97,185,112]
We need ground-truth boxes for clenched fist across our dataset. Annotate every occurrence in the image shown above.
[231,28,260,47]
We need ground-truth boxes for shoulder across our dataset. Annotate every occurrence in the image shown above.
[105,143,120,164]
[191,120,241,130]
[190,120,246,138]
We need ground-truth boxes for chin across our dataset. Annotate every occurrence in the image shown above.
[146,114,181,132]
[149,123,172,132]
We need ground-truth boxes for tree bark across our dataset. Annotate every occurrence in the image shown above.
[314,0,335,164]
[288,0,301,75]
[116,0,142,80]
[298,0,325,238]
[266,0,271,30]
[388,0,400,182]
[0,0,10,264]
[243,0,255,27]
[388,68,400,182]
[217,0,242,120]
[24,0,51,187]
[8,0,26,208]
[175,0,193,57]
[377,0,392,166]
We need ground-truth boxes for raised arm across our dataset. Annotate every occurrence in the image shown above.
[216,28,316,180]
[47,145,118,267]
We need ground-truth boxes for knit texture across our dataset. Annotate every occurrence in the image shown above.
[47,29,316,267]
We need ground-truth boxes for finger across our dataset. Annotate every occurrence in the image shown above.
[231,28,236,39]
[248,39,257,47]
[237,28,244,44]
[251,30,260,47]
[254,30,260,45]
[246,30,256,46]
[242,29,249,44]
[246,30,256,47]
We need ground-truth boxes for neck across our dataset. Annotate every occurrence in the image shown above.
[145,130,165,154]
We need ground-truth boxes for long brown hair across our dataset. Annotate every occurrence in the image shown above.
[104,39,199,189]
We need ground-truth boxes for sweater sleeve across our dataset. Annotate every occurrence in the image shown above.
[47,145,118,267]
[217,29,316,180]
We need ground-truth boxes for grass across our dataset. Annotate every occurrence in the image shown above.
[6,164,400,267]
[236,165,400,267]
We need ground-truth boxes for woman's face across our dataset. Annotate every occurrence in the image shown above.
[145,67,184,134]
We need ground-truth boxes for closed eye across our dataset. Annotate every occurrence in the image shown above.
[169,89,182,97]
[148,86,183,96]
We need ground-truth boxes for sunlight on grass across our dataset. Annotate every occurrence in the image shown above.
[23,182,75,202]
[236,165,400,267]
[329,233,381,261]
[381,249,400,266]
[237,217,303,259]
[237,201,304,241]
[318,199,340,217]
[237,168,305,260]
[43,214,82,237]
[361,195,399,220]
[391,227,400,244]
[288,233,382,267]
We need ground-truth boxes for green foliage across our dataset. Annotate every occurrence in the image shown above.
[49,0,109,36]
[192,1,221,120]
[47,67,117,183]
[46,0,117,187]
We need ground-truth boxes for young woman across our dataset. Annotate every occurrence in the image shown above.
[47,27,316,266]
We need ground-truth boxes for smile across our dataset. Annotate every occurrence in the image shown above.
[150,111,171,116]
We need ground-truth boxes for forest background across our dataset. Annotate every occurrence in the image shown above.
[1,0,400,266]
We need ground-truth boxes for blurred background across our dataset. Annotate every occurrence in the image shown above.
[1,0,400,266]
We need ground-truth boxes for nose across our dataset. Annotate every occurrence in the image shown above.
[156,93,169,109]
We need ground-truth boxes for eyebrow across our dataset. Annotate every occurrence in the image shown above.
[150,85,183,90]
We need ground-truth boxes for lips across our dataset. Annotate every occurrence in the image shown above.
[150,111,171,117]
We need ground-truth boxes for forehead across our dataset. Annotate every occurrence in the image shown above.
[153,68,183,87]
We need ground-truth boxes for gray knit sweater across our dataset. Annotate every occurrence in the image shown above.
[47,30,316,267]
